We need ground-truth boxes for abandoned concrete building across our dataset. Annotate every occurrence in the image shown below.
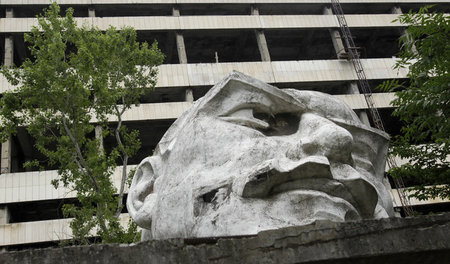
[0,0,449,249]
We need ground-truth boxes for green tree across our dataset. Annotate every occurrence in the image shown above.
[0,2,164,244]
[380,6,449,201]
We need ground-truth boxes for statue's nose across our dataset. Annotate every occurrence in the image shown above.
[286,113,354,164]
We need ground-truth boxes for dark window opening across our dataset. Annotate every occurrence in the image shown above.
[10,128,57,173]
[12,33,32,67]
[351,28,402,59]
[395,201,450,217]
[94,4,172,17]
[340,3,450,14]
[10,127,97,173]
[372,108,403,137]
[8,5,88,18]
[137,31,178,65]
[184,30,260,64]
[0,34,4,66]
[258,4,325,15]
[7,198,78,223]
[139,86,187,104]
[276,81,351,95]
[179,4,251,16]
[265,29,336,61]
[103,119,174,166]
[6,194,130,224]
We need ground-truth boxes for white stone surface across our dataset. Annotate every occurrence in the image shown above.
[127,72,395,240]
[0,93,394,206]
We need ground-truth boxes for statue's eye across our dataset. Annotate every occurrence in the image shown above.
[220,108,299,136]
[253,112,299,136]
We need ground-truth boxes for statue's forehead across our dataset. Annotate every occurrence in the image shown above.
[198,80,360,125]
[155,72,388,155]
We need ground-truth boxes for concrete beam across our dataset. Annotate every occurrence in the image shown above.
[0,14,407,33]
[0,214,130,247]
[0,58,410,93]
[1,0,448,5]
[0,59,410,93]
[251,6,271,62]
[173,7,188,64]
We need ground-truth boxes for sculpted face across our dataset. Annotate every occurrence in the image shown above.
[127,72,395,240]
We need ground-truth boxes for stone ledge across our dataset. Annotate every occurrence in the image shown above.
[2,213,450,264]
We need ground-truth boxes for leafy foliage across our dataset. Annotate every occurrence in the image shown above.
[379,6,449,200]
[0,2,164,244]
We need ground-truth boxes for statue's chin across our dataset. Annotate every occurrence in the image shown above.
[146,190,361,240]
[197,190,362,237]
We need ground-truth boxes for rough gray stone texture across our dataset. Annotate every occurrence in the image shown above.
[2,213,450,264]
[127,72,395,240]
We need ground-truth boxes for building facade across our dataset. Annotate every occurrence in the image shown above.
[0,0,449,249]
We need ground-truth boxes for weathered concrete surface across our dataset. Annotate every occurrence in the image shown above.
[2,213,450,264]
[128,72,395,240]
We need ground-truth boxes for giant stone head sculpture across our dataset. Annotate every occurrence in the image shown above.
[127,72,395,240]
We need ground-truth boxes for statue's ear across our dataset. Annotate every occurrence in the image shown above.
[127,156,159,229]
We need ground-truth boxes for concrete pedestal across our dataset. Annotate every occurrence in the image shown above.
[2,213,450,263]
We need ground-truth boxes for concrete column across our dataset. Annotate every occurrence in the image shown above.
[5,7,13,19]
[95,125,104,152]
[185,88,194,103]
[0,206,10,225]
[391,6,417,54]
[251,6,271,62]
[1,140,11,174]
[323,6,346,58]
[173,6,191,100]
[323,6,369,126]
[2,8,14,174]
[173,7,188,64]
[88,7,96,17]
[4,9,14,66]
[391,6,402,15]
[88,7,104,152]
[348,82,370,126]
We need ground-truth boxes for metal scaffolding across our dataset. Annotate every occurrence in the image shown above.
[330,0,414,216]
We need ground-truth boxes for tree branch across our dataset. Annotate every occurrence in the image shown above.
[61,115,100,193]
[114,103,129,217]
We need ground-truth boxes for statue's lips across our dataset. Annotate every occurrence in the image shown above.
[232,156,378,218]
